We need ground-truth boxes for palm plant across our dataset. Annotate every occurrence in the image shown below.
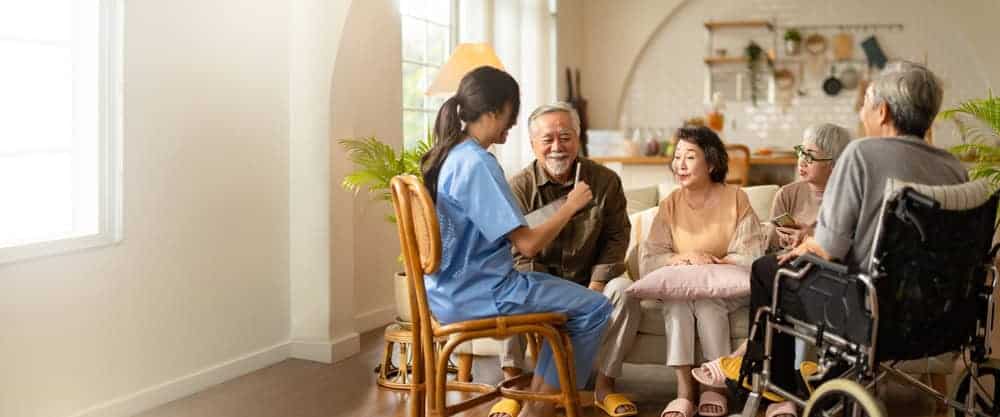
[940,90,1000,187]
[339,135,433,223]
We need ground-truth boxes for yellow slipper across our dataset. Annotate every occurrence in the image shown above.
[719,357,821,401]
[798,361,819,393]
[718,356,784,402]
[595,393,638,417]
[488,398,521,417]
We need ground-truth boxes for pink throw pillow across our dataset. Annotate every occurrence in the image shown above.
[625,264,751,301]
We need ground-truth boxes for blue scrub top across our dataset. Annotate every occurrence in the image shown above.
[426,139,528,324]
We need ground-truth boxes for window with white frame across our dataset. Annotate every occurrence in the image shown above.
[400,0,455,148]
[0,1,123,263]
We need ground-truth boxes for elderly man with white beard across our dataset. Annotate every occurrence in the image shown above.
[501,102,640,417]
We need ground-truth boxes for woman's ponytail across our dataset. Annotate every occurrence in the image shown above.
[419,66,520,201]
[421,96,463,200]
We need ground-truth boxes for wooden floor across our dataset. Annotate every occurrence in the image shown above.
[134,324,981,417]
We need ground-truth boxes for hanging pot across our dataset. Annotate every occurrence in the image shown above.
[774,69,796,91]
[822,65,843,96]
[805,33,827,55]
[839,66,860,90]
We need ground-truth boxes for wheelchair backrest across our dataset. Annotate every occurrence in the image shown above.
[867,178,998,359]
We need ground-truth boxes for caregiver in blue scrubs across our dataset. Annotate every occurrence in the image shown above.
[420,66,611,417]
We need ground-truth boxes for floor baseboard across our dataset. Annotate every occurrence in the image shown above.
[70,342,290,417]
[354,304,395,333]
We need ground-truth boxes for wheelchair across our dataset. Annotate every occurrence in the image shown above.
[736,178,1000,417]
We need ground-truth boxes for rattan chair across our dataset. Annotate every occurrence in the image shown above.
[389,175,584,417]
[725,144,751,186]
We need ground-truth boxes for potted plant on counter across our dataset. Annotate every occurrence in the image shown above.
[340,135,432,323]
[784,28,802,55]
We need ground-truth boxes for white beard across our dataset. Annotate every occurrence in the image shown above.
[544,154,573,178]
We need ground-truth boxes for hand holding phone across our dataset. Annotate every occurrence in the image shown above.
[770,213,798,228]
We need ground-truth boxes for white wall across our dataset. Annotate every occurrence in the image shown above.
[617,0,999,150]
[0,1,291,416]
[568,0,1000,143]
[1,0,404,416]
[289,0,355,363]
[334,0,403,339]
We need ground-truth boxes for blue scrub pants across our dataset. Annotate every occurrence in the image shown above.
[493,271,612,389]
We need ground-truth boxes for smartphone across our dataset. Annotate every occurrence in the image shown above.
[771,213,797,227]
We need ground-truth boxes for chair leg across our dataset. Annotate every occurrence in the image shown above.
[456,353,473,382]
[378,339,394,381]
[929,373,948,413]
[540,328,581,417]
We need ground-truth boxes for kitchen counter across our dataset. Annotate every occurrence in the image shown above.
[591,155,798,188]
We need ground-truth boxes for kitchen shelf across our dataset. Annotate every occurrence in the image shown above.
[591,155,798,166]
[704,56,749,65]
[704,20,775,31]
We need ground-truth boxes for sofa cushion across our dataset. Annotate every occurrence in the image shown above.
[743,184,780,221]
[624,186,660,214]
[625,206,660,280]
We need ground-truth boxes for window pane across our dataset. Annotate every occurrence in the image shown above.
[0,40,73,153]
[403,62,425,109]
[422,66,443,106]
[401,16,425,63]
[426,24,449,65]
[427,0,451,25]
[399,0,427,19]
[403,110,427,148]
[425,93,446,115]
[0,153,75,248]
[0,0,73,42]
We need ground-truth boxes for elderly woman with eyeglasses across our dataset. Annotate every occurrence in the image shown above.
[769,124,853,251]
[690,123,851,405]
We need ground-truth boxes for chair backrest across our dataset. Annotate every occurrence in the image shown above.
[868,178,999,359]
[389,175,442,381]
[725,144,751,186]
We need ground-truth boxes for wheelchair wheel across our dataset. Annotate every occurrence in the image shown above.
[804,379,886,417]
[949,358,1000,417]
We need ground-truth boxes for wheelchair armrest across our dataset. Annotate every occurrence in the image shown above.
[791,252,849,275]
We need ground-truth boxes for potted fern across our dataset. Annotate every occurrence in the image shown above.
[340,135,432,323]
[939,90,1000,189]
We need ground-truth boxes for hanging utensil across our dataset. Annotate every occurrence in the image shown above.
[573,68,590,156]
[565,67,575,102]
[805,33,827,55]
[833,32,854,60]
[839,65,860,90]
[861,36,888,69]
[822,64,843,96]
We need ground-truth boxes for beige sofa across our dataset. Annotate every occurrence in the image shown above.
[454,182,954,391]
[454,184,778,379]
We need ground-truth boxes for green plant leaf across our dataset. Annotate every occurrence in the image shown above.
[338,134,433,225]
[944,91,1000,190]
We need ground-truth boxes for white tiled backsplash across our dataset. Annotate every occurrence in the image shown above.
[616,0,992,152]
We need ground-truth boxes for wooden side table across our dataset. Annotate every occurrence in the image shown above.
[375,322,458,390]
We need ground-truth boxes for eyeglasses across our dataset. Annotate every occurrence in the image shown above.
[794,145,833,164]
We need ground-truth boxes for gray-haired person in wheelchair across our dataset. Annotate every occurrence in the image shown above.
[693,61,1000,417]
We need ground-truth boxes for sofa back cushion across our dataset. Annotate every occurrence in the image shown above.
[625,206,659,280]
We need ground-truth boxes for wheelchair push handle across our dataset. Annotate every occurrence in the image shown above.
[790,252,849,274]
[899,187,940,210]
